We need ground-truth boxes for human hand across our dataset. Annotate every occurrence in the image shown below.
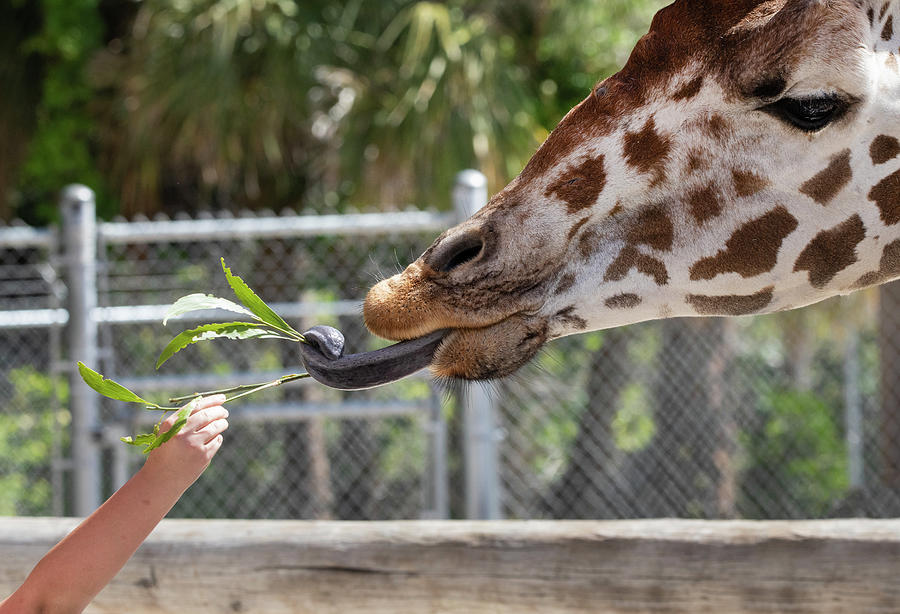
[140,395,229,494]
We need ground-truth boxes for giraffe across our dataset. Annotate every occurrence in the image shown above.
[361,0,900,382]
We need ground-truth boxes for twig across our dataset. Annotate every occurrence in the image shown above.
[168,373,311,404]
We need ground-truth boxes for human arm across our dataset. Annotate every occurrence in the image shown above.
[0,395,229,614]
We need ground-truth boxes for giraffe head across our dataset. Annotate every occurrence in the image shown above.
[364,0,900,380]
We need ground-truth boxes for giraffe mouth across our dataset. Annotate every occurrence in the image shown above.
[299,312,548,388]
[298,325,450,390]
[427,314,549,380]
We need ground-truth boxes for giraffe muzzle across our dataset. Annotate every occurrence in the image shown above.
[299,325,449,390]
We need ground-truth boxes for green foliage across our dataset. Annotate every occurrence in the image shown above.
[78,362,172,409]
[125,400,200,454]
[157,259,306,367]
[78,362,187,453]
[612,383,655,453]
[17,0,110,223]
[220,258,301,338]
[156,323,289,369]
[163,294,255,325]
[0,367,68,515]
[741,389,849,517]
[5,0,669,219]
[81,261,311,451]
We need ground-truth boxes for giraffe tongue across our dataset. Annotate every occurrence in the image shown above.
[299,325,449,390]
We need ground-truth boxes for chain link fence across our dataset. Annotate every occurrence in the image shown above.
[2,181,900,520]
[0,226,66,516]
[98,213,449,521]
[496,302,900,519]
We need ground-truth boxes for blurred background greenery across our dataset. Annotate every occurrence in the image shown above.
[4,0,900,521]
[1,0,664,223]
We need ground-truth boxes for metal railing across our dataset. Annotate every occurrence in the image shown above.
[0,171,500,520]
[3,173,899,522]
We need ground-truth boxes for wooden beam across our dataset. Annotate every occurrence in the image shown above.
[1,519,899,613]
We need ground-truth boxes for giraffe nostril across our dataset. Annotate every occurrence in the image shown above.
[427,231,485,273]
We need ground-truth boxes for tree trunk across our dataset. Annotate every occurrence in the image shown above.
[547,328,634,518]
[623,318,732,518]
[0,1,41,221]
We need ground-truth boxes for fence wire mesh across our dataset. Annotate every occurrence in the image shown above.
[0,237,66,517]
[2,209,900,520]
[96,220,443,520]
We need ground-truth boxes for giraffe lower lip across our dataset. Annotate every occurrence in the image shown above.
[299,326,450,390]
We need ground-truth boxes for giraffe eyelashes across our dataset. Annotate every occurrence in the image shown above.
[759,94,852,132]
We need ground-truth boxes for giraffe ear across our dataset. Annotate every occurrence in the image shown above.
[728,0,827,36]
[728,1,792,35]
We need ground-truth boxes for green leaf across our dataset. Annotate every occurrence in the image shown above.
[220,258,301,338]
[163,293,255,325]
[120,433,156,447]
[78,362,164,409]
[142,400,198,454]
[156,322,291,369]
[121,398,201,454]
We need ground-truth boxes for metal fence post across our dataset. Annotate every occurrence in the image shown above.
[422,385,449,519]
[61,185,102,516]
[453,170,503,519]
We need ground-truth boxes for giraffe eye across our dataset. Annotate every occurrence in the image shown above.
[760,95,850,132]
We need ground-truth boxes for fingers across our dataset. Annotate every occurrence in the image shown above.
[185,403,228,432]
[194,416,230,444]
[160,395,228,434]
[205,433,225,454]
[189,394,227,415]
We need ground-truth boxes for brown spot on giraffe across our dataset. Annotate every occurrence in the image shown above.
[732,169,769,197]
[706,114,731,141]
[870,169,900,225]
[884,15,895,41]
[687,286,775,316]
[515,91,616,187]
[604,205,673,285]
[690,206,799,280]
[880,1,891,21]
[672,76,704,101]
[799,149,853,205]
[794,214,866,288]
[623,117,672,181]
[578,230,601,260]
[871,135,900,165]
[608,203,624,217]
[687,185,723,224]
[633,255,669,286]
[686,150,709,174]
[854,239,900,288]
[627,205,674,251]
[605,246,669,286]
[605,294,643,310]
[567,217,590,241]
[546,155,608,214]
[888,53,899,75]
[555,272,576,296]
[555,306,587,330]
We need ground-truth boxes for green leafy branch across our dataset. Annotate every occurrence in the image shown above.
[79,259,310,453]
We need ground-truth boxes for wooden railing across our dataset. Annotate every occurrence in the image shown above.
[2,518,899,613]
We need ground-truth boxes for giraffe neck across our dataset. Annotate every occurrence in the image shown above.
[539,0,900,336]
[361,0,900,381]
[869,0,898,53]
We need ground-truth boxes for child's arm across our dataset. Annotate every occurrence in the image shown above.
[0,395,229,614]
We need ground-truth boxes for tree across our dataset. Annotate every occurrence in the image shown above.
[2,0,108,223]
[4,0,669,220]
